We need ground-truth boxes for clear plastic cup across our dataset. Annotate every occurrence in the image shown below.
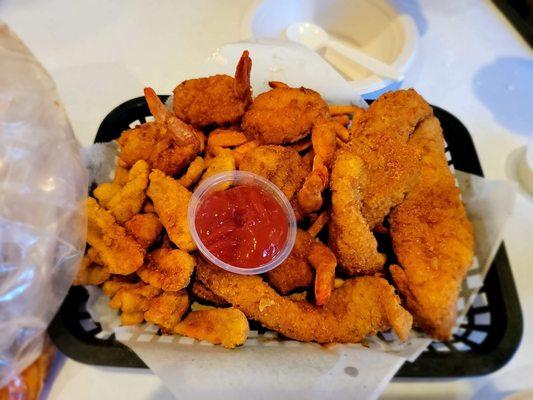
[188,171,297,275]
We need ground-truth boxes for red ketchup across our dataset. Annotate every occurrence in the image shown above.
[195,185,289,269]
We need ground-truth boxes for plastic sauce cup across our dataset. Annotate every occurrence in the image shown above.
[188,171,297,275]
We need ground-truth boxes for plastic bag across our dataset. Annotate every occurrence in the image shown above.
[0,21,88,388]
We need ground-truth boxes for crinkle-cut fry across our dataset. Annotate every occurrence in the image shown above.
[144,291,190,333]
[108,282,161,325]
[177,156,206,188]
[73,255,110,286]
[104,160,150,224]
[147,170,196,251]
[138,248,196,291]
[114,165,130,186]
[197,260,413,343]
[328,104,364,116]
[307,242,337,306]
[332,114,350,127]
[191,280,229,307]
[86,197,145,275]
[125,213,163,248]
[174,308,249,349]
[200,149,235,183]
[93,182,122,209]
[307,211,329,238]
[208,129,248,147]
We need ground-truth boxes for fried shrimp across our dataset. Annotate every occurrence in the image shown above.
[172,50,252,128]
[239,145,306,199]
[197,260,412,343]
[242,86,329,144]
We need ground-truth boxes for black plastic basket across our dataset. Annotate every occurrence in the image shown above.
[48,96,523,378]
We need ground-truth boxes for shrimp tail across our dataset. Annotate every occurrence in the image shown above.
[234,50,252,103]
[144,87,172,122]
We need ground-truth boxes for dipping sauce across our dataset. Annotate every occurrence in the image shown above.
[194,185,289,269]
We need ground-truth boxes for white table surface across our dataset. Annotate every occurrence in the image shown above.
[2,0,532,399]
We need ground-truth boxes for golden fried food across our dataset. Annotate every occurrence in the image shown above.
[93,182,121,209]
[307,211,329,238]
[73,255,110,286]
[86,197,145,275]
[242,86,329,144]
[118,121,196,176]
[200,149,235,182]
[96,160,150,224]
[390,116,474,340]
[0,338,55,400]
[307,242,336,306]
[350,89,432,228]
[145,87,205,153]
[125,213,163,248]
[265,229,315,294]
[328,149,385,275]
[233,140,259,167]
[239,145,306,199]
[114,165,130,185]
[177,156,206,188]
[173,50,252,128]
[108,282,161,325]
[197,260,412,343]
[191,280,229,307]
[297,120,346,214]
[174,308,249,349]
[138,248,195,291]
[206,129,249,158]
[144,291,190,333]
[147,170,196,251]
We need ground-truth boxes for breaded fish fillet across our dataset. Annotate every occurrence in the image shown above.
[197,260,412,343]
[390,116,474,340]
[351,89,432,228]
[147,170,196,251]
[329,149,385,275]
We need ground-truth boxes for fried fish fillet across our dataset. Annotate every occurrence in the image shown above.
[329,149,385,275]
[239,145,307,199]
[389,116,474,340]
[86,197,145,275]
[147,170,196,251]
[197,260,412,343]
[351,89,432,228]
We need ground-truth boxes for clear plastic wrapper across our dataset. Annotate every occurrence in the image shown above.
[0,21,88,388]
